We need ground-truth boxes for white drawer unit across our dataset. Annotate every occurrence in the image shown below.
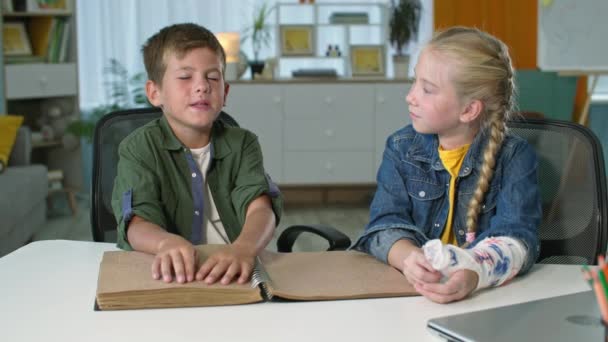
[228,81,411,185]
[224,84,284,182]
[374,83,412,171]
[284,118,373,151]
[284,151,375,184]
[283,84,374,121]
[5,63,78,100]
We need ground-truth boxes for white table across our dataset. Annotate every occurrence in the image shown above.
[0,240,590,342]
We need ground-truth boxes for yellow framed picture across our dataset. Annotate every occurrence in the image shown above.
[350,45,385,77]
[280,25,314,56]
[2,22,32,56]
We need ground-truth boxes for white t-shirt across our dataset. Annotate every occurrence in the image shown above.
[190,144,230,244]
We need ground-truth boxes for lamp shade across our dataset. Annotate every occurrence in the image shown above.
[215,32,240,63]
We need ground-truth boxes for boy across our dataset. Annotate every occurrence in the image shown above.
[111,23,282,286]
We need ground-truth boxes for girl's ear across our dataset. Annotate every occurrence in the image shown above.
[460,99,483,123]
[145,80,162,107]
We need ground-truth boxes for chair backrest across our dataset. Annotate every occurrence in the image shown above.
[508,118,607,265]
[91,107,239,242]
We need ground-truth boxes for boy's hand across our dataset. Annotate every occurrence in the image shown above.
[402,249,442,285]
[152,235,197,284]
[195,243,256,285]
[413,269,479,304]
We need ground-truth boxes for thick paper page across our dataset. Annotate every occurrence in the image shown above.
[96,245,263,310]
[260,250,418,301]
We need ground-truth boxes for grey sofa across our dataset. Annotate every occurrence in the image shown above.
[0,127,48,257]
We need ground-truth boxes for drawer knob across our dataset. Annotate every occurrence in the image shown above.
[377,96,385,103]
[273,96,281,104]
[325,161,334,172]
[324,97,333,104]
[324,129,334,137]
[39,76,48,87]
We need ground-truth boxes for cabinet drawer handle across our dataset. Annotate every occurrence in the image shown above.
[377,96,385,103]
[273,96,281,104]
[324,129,334,137]
[324,96,333,104]
[39,76,48,87]
[324,161,334,172]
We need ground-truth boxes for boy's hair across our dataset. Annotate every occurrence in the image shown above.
[427,26,516,242]
[142,23,226,85]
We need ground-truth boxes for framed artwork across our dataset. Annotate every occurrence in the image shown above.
[350,45,385,77]
[26,0,71,12]
[280,25,314,56]
[2,22,32,56]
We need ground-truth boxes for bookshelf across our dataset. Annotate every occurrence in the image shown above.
[275,2,388,78]
[1,0,82,191]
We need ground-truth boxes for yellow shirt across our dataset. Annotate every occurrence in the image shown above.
[438,144,470,245]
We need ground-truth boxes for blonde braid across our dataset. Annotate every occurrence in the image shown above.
[462,36,516,247]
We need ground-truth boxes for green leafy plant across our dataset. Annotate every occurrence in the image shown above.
[67,58,150,143]
[241,2,274,62]
[389,0,422,56]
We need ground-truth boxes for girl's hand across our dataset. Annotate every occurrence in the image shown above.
[402,249,442,285]
[414,269,479,304]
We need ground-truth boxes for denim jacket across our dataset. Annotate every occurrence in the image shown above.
[352,125,541,274]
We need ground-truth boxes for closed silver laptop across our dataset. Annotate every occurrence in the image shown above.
[427,291,603,342]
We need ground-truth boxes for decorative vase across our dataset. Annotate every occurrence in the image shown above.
[393,55,410,79]
[249,61,265,78]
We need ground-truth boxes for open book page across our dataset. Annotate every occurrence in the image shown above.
[259,250,418,300]
[96,245,263,310]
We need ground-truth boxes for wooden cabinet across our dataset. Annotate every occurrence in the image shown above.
[225,81,411,185]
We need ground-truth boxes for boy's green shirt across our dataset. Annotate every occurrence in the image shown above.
[111,115,283,250]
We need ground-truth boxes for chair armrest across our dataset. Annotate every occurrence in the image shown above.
[9,127,32,166]
[277,224,351,252]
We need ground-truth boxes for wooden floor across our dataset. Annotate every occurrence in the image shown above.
[36,196,370,252]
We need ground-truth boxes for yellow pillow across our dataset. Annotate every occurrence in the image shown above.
[0,115,24,173]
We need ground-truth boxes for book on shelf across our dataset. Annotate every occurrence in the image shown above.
[27,16,54,57]
[329,12,369,24]
[96,244,418,310]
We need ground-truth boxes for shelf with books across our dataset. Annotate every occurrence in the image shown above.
[1,0,82,190]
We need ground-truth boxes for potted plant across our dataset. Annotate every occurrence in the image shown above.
[389,0,421,79]
[241,2,274,77]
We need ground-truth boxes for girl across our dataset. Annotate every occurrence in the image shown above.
[352,27,541,303]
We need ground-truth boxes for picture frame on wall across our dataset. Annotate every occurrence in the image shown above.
[2,22,32,56]
[26,0,71,13]
[280,25,315,56]
[350,45,385,77]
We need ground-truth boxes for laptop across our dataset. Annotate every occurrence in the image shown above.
[427,291,603,342]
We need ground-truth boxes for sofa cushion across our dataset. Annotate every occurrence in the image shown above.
[0,165,48,236]
[0,115,24,173]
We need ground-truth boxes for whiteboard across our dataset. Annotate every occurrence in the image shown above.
[538,0,608,72]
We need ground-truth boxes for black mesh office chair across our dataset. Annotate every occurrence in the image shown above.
[91,107,350,252]
[508,118,607,265]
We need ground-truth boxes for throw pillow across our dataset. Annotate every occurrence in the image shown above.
[0,115,24,174]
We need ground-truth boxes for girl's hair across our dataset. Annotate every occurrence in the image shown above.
[428,27,516,244]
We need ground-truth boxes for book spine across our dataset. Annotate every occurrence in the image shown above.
[251,257,273,300]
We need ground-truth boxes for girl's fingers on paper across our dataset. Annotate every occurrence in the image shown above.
[221,262,240,285]
[170,251,186,284]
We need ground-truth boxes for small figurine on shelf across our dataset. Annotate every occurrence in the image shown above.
[325,44,333,57]
[334,45,342,57]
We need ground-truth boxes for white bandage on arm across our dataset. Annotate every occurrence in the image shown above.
[422,237,528,290]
